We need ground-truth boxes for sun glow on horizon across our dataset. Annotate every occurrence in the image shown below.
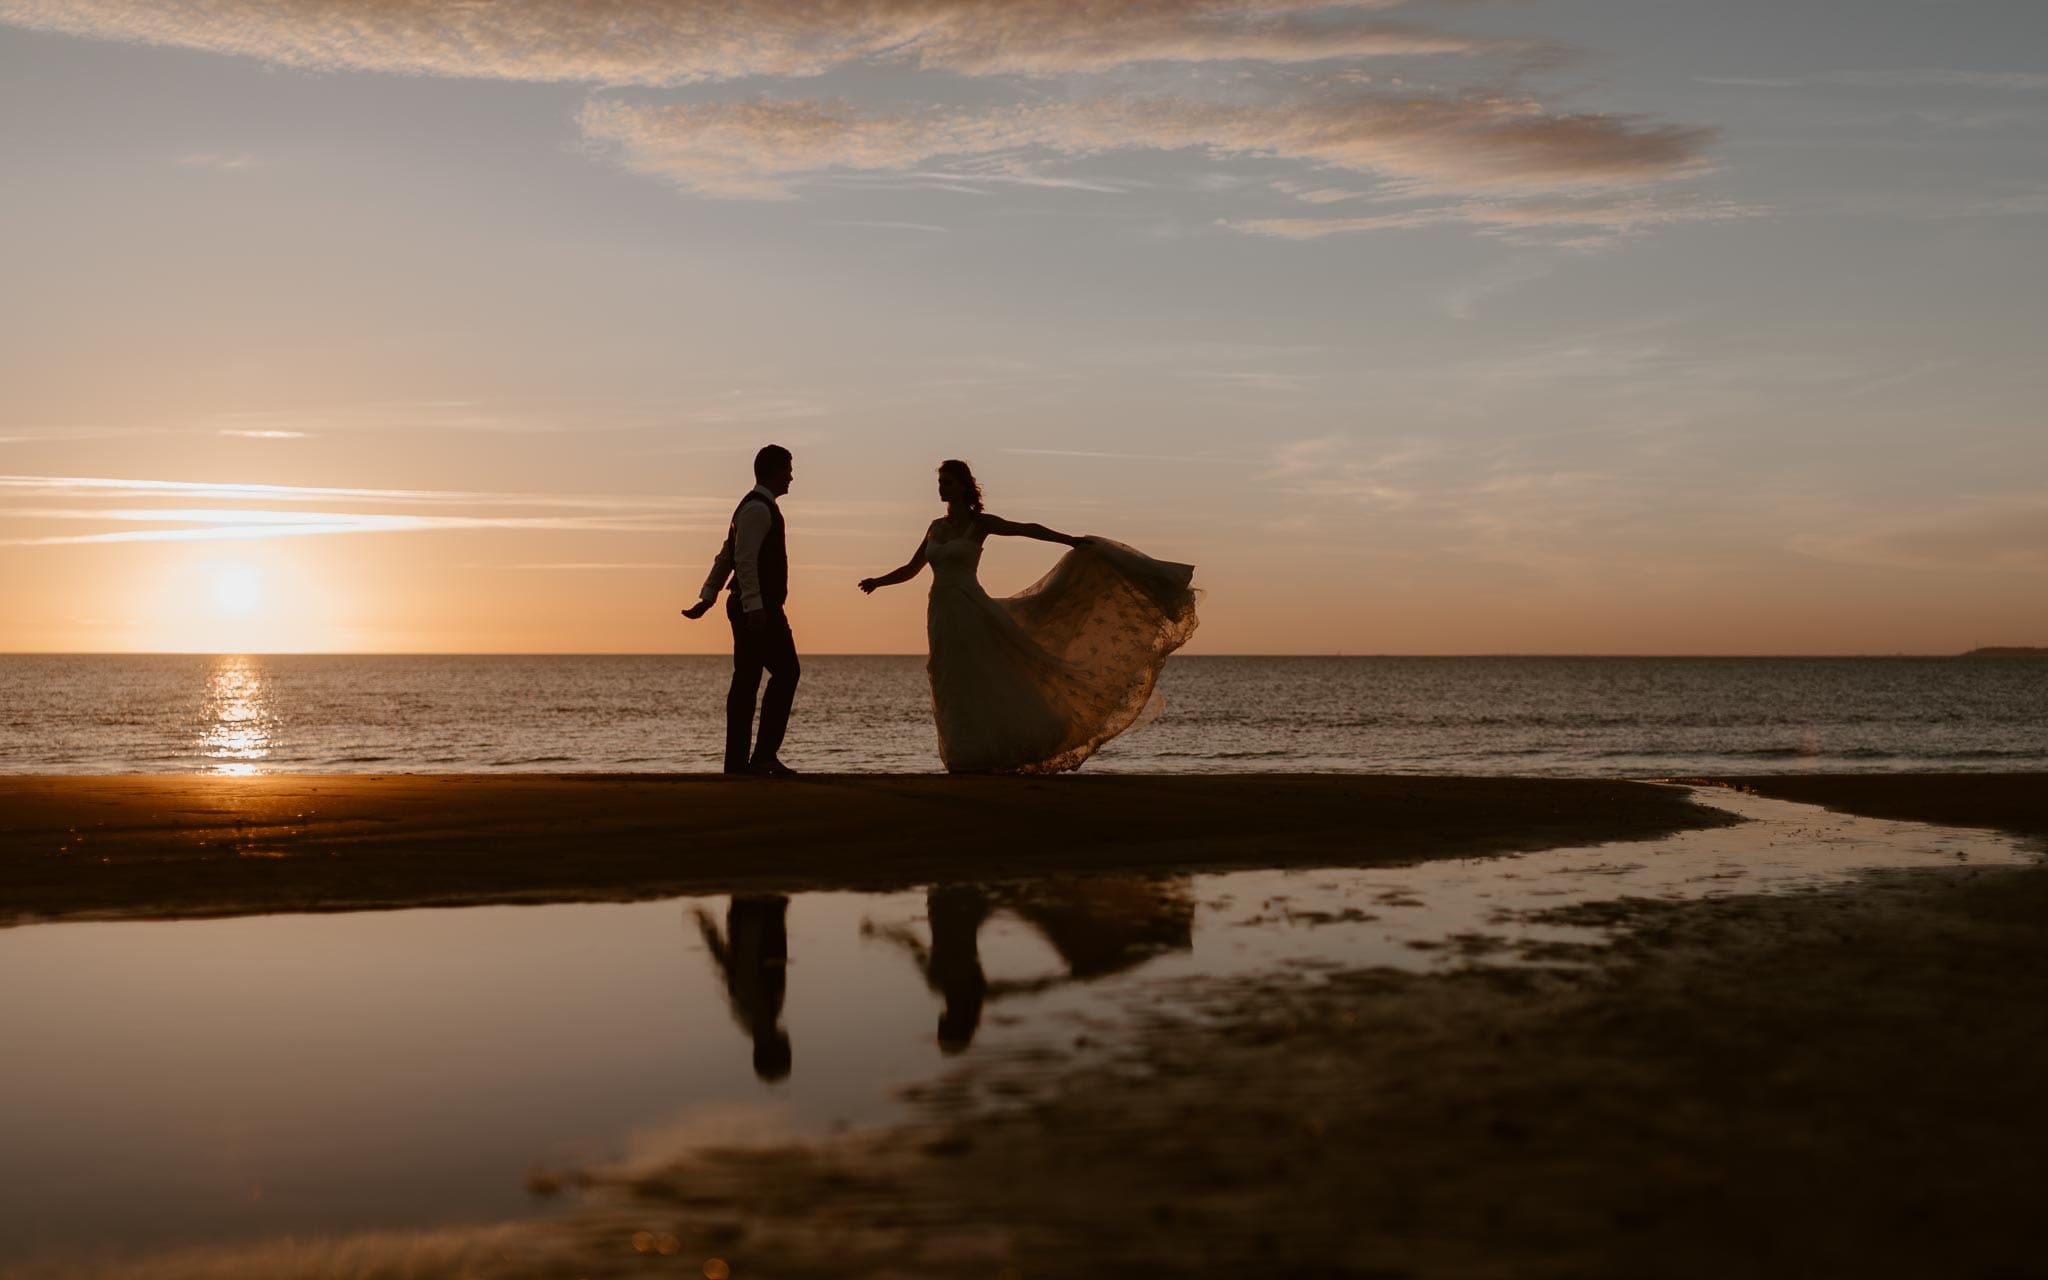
[208,562,264,616]
[128,552,344,653]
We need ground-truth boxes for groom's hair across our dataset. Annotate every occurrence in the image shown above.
[753,444,792,482]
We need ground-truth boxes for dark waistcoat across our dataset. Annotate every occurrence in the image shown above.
[723,491,788,610]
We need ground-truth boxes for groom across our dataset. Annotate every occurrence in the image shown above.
[683,444,800,776]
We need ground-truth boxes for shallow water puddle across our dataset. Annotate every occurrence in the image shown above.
[0,787,2035,1267]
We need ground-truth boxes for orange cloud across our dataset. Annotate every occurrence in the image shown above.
[5,0,1720,245]
[578,91,1716,206]
[0,0,1475,83]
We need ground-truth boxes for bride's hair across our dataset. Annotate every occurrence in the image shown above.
[937,459,984,513]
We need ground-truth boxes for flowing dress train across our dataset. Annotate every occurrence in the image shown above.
[924,533,1199,773]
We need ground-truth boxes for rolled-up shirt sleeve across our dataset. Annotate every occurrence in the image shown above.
[697,543,733,605]
[731,501,773,613]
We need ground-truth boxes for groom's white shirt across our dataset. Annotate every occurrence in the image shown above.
[699,483,777,614]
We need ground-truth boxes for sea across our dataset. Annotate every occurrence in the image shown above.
[1,654,2043,776]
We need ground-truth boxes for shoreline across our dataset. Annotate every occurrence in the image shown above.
[1714,771,2048,838]
[0,773,1733,925]
[14,773,2045,1279]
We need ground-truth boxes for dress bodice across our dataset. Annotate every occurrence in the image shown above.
[926,533,984,589]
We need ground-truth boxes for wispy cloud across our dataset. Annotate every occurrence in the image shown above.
[0,508,702,546]
[1272,180,1371,204]
[176,150,260,169]
[578,91,1716,205]
[681,393,829,424]
[1224,192,1753,246]
[819,219,952,233]
[1438,256,1555,320]
[1003,447,1253,464]
[1793,502,2048,573]
[197,401,563,436]
[0,0,1477,85]
[1251,430,1703,582]
[1188,370,1318,392]
[467,562,695,571]
[0,474,720,510]
[0,475,729,545]
[1698,69,2048,93]
[218,429,311,439]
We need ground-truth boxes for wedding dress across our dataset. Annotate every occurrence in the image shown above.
[924,532,1199,773]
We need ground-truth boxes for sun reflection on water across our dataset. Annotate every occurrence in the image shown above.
[200,656,275,774]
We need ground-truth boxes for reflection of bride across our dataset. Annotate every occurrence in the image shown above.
[858,459,1200,774]
[865,877,1194,1051]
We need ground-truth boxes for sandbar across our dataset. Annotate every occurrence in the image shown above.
[0,773,1732,925]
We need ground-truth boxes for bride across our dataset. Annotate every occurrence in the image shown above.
[858,459,1199,774]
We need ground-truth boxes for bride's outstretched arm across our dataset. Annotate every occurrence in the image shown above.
[857,537,930,594]
[980,514,1081,548]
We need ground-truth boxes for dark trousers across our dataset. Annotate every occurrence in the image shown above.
[726,601,800,771]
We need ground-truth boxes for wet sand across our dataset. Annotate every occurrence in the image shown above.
[0,773,1731,925]
[8,774,2046,1279]
[1723,770,2048,838]
[519,773,2047,1279]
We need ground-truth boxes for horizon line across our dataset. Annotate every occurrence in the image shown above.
[0,650,2032,660]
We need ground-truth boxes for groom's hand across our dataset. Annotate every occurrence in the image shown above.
[745,608,772,637]
[680,600,712,620]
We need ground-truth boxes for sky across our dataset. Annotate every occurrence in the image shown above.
[0,0,2043,655]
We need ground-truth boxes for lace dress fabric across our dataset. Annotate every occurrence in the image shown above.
[925,532,1200,774]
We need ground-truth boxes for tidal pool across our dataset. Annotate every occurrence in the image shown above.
[0,787,2035,1270]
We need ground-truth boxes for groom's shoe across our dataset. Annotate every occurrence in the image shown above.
[748,757,800,778]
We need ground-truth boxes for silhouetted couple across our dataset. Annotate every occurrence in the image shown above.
[688,444,1201,774]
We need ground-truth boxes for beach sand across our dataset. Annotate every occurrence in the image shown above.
[0,773,1732,924]
[1725,770,2048,836]
[6,773,2045,1279]
[503,773,2042,1280]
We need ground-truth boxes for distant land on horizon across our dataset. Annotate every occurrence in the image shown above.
[1960,647,2048,658]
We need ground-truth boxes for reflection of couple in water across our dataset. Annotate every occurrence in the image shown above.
[696,879,1193,1080]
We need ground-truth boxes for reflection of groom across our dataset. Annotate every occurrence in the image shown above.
[683,445,799,776]
[692,896,792,1082]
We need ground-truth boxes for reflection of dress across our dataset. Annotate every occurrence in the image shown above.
[924,533,1199,773]
[869,877,1195,1053]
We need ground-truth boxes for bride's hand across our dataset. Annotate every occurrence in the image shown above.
[858,577,879,594]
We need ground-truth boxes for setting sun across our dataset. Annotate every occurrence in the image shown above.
[208,562,264,616]
[131,552,337,653]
